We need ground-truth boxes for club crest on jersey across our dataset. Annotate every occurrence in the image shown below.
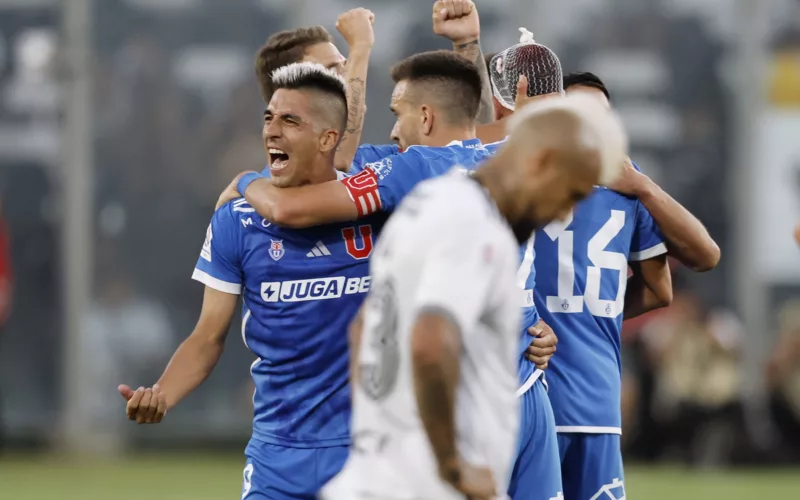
[269,239,285,261]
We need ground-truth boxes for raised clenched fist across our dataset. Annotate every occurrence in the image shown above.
[432,0,480,44]
[337,8,375,50]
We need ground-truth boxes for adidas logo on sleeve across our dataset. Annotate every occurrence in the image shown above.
[307,241,332,258]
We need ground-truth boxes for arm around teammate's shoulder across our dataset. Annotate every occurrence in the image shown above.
[239,175,359,228]
[614,159,720,272]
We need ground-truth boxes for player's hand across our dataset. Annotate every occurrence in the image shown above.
[514,74,539,110]
[441,459,496,500]
[119,384,168,424]
[216,175,243,211]
[609,157,649,197]
[433,0,480,45]
[525,319,558,370]
[336,8,375,50]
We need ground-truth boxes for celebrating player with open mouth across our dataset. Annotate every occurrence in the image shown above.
[120,64,390,500]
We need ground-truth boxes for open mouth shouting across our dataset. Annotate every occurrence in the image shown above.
[268,148,290,173]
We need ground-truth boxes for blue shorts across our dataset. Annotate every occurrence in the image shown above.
[241,438,349,499]
[557,433,625,500]
[508,380,563,500]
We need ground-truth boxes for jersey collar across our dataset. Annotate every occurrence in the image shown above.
[446,137,483,149]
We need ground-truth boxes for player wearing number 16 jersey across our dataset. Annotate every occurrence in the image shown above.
[537,74,674,500]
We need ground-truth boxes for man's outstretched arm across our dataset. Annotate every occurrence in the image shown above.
[614,159,720,272]
[222,153,425,228]
[119,286,238,423]
[334,8,375,172]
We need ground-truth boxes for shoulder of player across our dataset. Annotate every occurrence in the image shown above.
[216,198,275,231]
[419,175,496,223]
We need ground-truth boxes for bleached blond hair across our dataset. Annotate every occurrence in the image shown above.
[271,62,346,95]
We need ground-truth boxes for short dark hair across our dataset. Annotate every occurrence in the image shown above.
[390,50,482,125]
[272,62,348,132]
[255,26,333,103]
[563,72,611,101]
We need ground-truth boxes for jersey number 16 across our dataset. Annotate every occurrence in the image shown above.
[520,209,629,319]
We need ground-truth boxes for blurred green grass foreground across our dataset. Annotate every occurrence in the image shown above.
[1,454,799,500]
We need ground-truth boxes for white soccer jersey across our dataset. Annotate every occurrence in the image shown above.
[322,171,521,500]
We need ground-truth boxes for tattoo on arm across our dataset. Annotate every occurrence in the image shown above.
[454,39,494,124]
[338,77,366,151]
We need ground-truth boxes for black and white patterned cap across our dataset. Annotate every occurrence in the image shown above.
[490,28,563,111]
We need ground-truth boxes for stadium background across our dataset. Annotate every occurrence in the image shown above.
[0,0,799,498]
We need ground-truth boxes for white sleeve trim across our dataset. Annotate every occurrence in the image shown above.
[629,242,668,261]
[191,269,242,295]
[515,369,543,397]
[555,426,622,435]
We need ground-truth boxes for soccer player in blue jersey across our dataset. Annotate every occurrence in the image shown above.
[323,93,629,500]
[524,71,721,500]
[120,63,388,500]
[220,51,619,500]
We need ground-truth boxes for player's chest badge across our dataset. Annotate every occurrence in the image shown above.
[269,239,285,261]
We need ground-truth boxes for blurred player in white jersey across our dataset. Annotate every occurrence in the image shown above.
[322,93,628,500]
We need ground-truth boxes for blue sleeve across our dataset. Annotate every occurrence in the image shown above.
[192,203,243,294]
[370,150,453,212]
[350,144,400,174]
[630,202,668,262]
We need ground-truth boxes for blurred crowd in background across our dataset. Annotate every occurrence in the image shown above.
[0,0,799,468]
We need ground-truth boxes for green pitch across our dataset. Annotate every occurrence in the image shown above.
[0,453,798,499]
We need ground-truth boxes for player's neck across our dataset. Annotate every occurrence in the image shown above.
[305,160,338,185]
[429,124,477,147]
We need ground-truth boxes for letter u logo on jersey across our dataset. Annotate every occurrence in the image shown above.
[269,239,285,261]
[342,225,374,260]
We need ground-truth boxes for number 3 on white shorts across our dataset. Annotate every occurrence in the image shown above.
[542,209,628,318]
[242,463,254,499]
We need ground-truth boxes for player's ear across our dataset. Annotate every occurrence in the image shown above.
[420,105,434,136]
[526,148,551,177]
[319,128,340,154]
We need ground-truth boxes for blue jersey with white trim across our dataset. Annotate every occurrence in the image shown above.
[193,198,388,448]
[340,138,542,386]
[534,173,666,432]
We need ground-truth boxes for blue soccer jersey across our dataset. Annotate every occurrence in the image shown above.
[340,138,540,387]
[349,144,399,174]
[193,198,387,448]
[534,184,666,433]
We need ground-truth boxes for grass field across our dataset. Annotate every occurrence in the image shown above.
[1,453,798,499]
